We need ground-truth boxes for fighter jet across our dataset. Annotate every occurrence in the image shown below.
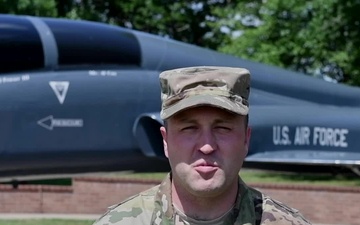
[0,14,359,179]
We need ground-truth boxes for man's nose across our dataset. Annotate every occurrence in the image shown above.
[198,130,218,154]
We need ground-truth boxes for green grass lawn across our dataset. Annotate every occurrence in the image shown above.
[3,168,359,188]
[108,169,360,187]
[0,219,93,225]
[239,170,360,187]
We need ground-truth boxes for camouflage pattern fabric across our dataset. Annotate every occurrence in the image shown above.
[92,173,311,225]
[159,66,251,119]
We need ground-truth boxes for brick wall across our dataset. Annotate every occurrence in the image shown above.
[0,177,359,225]
[253,183,360,225]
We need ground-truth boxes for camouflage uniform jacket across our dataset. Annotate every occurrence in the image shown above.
[93,174,311,225]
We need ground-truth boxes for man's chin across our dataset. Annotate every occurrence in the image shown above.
[189,180,224,194]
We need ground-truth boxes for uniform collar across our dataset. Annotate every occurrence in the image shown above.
[151,173,257,225]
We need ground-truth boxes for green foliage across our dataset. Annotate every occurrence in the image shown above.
[214,0,360,86]
[71,0,235,49]
[0,0,235,49]
[0,0,57,16]
[240,170,360,187]
[111,170,360,187]
[1,0,360,86]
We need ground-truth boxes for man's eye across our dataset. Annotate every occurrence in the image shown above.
[216,126,231,131]
[181,126,196,131]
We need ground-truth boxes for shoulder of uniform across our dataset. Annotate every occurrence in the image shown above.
[261,195,312,225]
[108,184,159,210]
[92,185,159,225]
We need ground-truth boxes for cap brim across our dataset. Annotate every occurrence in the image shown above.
[160,95,248,119]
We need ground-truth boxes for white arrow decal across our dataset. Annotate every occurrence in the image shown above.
[49,81,69,104]
[37,115,83,131]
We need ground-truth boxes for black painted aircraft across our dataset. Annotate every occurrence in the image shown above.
[1,14,360,180]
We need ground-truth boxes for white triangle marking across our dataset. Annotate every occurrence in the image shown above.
[37,115,53,130]
[49,81,69,104]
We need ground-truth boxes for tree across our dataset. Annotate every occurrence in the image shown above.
[212,0,360,86]
[1,0,360,86]
[59,0,237,49]
[0,0,57,17]
[0,0,234,50]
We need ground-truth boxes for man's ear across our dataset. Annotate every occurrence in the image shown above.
[160,126,169,158]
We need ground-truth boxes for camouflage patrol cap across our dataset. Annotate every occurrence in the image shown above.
[159,66,250,119]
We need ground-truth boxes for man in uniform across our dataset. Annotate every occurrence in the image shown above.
[93,66,311,225]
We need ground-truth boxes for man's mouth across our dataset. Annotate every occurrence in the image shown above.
[194,161,219,173]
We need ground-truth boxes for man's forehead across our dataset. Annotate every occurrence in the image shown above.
[168,106,240,122]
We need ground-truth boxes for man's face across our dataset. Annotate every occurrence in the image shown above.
[160,106,251,198]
